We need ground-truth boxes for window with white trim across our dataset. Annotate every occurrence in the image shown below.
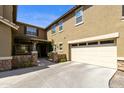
[71,44,78,47]
[79,43,86,46]
[26,26,37,36]
[52,25,56,34]
[75,7,83,25]
[59,21,63,32]
[59,43,63,51]
[100,40,115,45]
[88,42,98,45]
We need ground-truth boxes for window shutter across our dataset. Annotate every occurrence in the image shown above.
[37,29,39,36]
[24,26,27,34]
[122,5,124,16]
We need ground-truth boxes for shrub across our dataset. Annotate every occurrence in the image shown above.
[47,52,67,63]
[58,54,67,62]
[47,52,53,59]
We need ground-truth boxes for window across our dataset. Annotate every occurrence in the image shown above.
[52,25,56,34]
[26,26,37,36]
[100,40,114,45]
[15,44,31,55]
[75,7,83,25]
[79,43,86,46]
[59,43,63,51]
[59,21,63,32]
[53,44,57,52]
[71,44,78,47]
[122,5,124,16]
[88,42,98,45]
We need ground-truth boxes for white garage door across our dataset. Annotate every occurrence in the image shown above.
[71,40,117,68]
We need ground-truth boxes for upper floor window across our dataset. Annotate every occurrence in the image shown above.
[75,7,83,25]
[59,21,63,32]
[26,26,37,36]
[122,5,124,17]
[52,25,56,34]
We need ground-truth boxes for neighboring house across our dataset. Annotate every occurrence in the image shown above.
[46,5,124,69]
[12,21,50,58]
[0,5,19,70]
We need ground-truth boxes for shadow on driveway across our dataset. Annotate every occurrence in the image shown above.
[0,58,56,79]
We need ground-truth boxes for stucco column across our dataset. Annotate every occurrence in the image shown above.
[33,42,37,51]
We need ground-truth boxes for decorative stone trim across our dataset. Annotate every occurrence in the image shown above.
[31,51,38,53]
[0,57,12,60]
[117,60,124,71]
[0,59,12,71]
[117,57,124,71]
[117,57,124,61]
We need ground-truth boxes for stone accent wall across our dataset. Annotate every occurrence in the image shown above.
[12,55,32,69]
[12,52,38,69]
[117,60,124,71]
[0,59,11,71]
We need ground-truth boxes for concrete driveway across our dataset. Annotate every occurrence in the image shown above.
[0,59,116,88]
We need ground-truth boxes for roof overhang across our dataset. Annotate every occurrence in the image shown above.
[0,16,19,30]
[45,5,92,30]
[30,38,50,42]
[14,35,50,43]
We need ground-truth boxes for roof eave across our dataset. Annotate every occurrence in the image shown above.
[0,16,19,30]
[16,21,45,30]
[45,5,81,30]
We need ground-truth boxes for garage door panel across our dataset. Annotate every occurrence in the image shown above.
[71,46,117,68]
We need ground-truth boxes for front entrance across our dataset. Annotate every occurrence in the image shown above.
[37,43,47,58]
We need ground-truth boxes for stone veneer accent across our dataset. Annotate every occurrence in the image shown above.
[31,51,38,66]
[12,52,38,69]
[117,60,124,71]
[12,55,32,69]
[0,59,12,71]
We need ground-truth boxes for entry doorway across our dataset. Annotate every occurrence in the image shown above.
[37,43,47,58]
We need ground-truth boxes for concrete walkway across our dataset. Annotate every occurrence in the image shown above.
[0,59,116,88]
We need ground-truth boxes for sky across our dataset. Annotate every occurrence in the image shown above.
[17,5,74,28]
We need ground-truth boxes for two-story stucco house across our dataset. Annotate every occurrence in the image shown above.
[46,5,124,69]
[1,5,124,71]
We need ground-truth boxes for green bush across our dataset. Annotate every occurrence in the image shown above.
[58,54,67,62]
[47,52,67,63]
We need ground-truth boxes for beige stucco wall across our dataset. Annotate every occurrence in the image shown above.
[0,5,14,57]
[0,5,3,16]
[0,23,12,57]
[3,5,13,21]
[47,5,124,60]
[0,5,13,21]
